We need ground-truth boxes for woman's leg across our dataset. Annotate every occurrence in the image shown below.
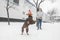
[37,19,40,30]
[39,19,42,29]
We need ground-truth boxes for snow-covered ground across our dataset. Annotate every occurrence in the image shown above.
[0,22,60,40]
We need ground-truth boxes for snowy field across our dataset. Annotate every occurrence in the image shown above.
[0,22,60,40]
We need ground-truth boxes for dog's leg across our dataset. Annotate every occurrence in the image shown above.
[26,27,29,35]
[21,27,24,35]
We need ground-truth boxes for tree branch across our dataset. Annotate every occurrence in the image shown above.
[33,0,36,5]
[8,4,14,9]
[39,0,44,6]
[8,2,15,9]
[26,0,36,7]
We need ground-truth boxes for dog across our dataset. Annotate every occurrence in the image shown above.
[21,16,35,35]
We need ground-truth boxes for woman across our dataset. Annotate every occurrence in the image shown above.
[36,8,43,30]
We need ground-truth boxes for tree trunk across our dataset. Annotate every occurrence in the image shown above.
[6,7,10,25]
[6,0,10,25]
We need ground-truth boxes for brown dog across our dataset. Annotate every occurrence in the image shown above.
[21,16,35,35]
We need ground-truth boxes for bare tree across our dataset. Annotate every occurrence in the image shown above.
[26,0,45,12]
[6,0,10,25]
[34,0,44,11]
[47,8,56,22]
[6,0,18,25]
